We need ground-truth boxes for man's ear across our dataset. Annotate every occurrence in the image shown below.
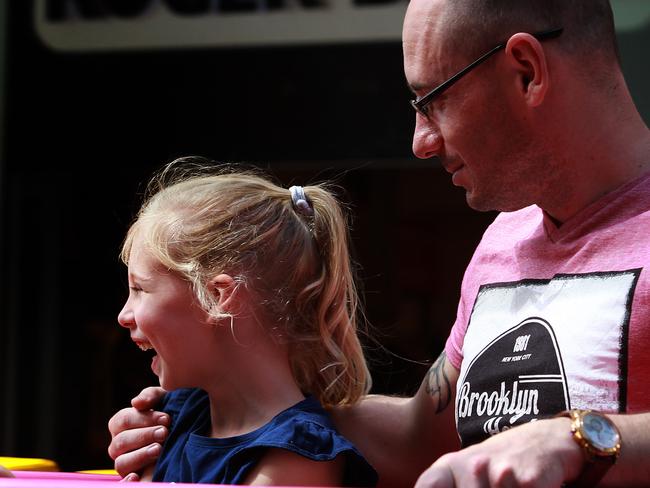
[209,274,238,313]
[505,33,550,107]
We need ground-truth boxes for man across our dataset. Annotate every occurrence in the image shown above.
[108,0,650,485]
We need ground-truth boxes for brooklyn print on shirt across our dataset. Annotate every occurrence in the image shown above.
[456,270,639,447]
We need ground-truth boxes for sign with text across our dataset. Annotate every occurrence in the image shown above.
[35,0,408,51]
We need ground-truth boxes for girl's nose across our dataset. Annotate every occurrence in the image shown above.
[117,302,135,329]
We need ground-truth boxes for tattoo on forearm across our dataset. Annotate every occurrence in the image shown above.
[425,351,451,413]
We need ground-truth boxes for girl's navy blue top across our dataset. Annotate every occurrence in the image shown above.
[153,388,377,486]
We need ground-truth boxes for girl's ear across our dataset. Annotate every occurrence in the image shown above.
[209,274,238,313]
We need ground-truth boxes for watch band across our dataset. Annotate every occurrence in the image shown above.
[557,409,621,488]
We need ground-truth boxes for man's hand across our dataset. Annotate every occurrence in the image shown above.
[108,387,168,480]
[415,416,583,488]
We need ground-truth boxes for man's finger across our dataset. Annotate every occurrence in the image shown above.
[113,443,161,478]
[120,473,140,483]
[415,459,457,488]
[108,408,169,436]
[108,425,168,459]
[0,465,14,478]
[131,387,166,411]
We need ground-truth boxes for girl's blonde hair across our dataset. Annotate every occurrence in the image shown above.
[121,157,371,406]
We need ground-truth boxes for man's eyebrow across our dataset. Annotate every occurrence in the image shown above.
[406,80,431,96]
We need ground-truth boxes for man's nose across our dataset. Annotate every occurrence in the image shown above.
[412,116,443,159]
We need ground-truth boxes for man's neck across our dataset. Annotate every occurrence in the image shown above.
[542,125,650,225]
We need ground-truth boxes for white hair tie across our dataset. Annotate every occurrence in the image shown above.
[289,186,314,216]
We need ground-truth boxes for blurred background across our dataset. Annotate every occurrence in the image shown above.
[0,0,648,472]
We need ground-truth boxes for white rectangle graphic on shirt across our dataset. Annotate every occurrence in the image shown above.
[454,270,638,446]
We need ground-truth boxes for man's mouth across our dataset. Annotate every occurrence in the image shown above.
[441,159,463,175]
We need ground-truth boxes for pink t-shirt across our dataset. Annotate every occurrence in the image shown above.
[446,172,650,446]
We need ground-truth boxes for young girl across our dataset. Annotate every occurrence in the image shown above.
[117,158,377,486]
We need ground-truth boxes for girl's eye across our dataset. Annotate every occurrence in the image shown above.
[129,286,142,294]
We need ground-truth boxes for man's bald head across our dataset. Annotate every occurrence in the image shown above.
[407,0,620,86]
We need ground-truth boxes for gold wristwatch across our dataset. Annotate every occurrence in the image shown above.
[557,409,622,487]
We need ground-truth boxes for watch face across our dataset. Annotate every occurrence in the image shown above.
[582,412,620,451]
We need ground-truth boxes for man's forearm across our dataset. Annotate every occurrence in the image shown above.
[329,351,461,487]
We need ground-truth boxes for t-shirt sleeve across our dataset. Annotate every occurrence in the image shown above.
[446,292,469,371]
[445,213,508,371]
[445,248,483,372]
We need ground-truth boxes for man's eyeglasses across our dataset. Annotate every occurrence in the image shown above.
[410,27,564,118]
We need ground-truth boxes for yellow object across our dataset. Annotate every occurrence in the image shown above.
[0,456,59,471]
[76,469,118,475]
